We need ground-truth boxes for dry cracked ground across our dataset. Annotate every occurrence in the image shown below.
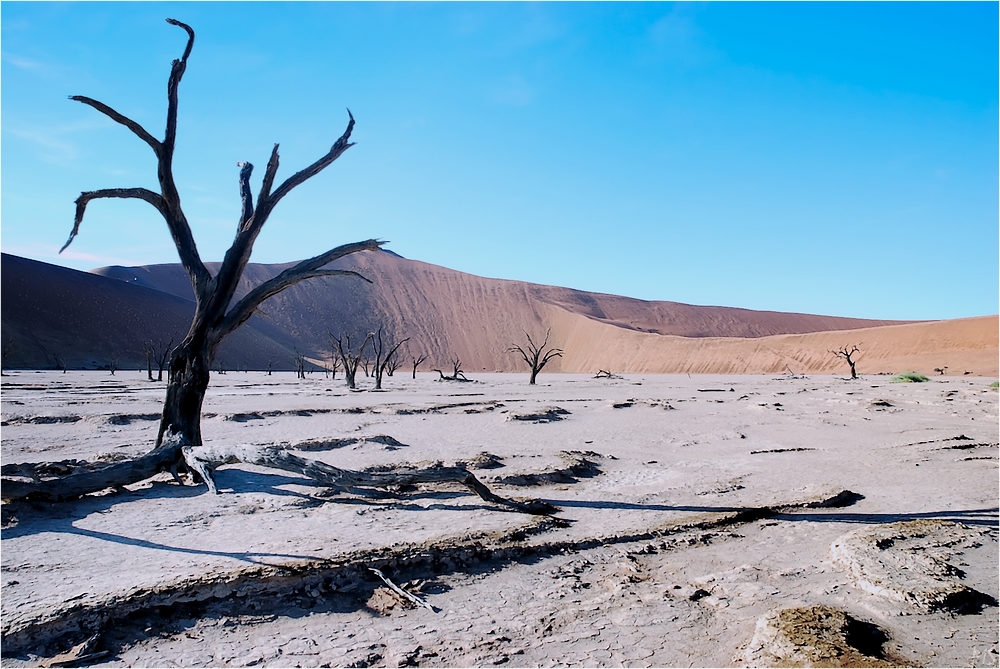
[1,371,997,667]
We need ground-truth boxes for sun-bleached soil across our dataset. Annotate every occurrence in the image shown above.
[2,371,997,667]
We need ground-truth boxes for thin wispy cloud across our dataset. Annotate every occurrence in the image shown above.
[4,119,110,167]
[2,52,48,71]
[2,242,144,268]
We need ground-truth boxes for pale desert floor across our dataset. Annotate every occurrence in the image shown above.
[1,371,997,668]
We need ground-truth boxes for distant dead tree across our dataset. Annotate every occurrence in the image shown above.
[434,357,470,382]
[410,350,428,379]
[831,345,862,380]
[594,370,622,380]
[145,338,175,381]
[384,348,403,377]
[108,355,120,376]
[508,329,563,385]
[0,337,12,375]
[53,354,68,374]
[370,327,409,390]
[294,351,306,379]
[933,366,948,376]
[332,333,372,389]
[265,358,275,376]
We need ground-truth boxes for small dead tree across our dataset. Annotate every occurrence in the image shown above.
[434,357,470,382]
[508,329,563,385]
[153,338,174,381]
[294,351,306,379]
[0,337,12,375]
[384,349,402,377]
[831,345,862,380]
[108,355,120,376]
[410,351,428,379]
[371,327,409,390]
[332,332,373,389]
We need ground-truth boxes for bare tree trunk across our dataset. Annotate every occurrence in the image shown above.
[156,343,214,449]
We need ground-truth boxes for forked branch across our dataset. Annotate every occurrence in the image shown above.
[218,240,384,338]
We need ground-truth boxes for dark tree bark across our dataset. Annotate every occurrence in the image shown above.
[7,19,383,499]
[332,333,372,390]
[371,327,409,390]
[508,329,563,385]
[831,345,861,380]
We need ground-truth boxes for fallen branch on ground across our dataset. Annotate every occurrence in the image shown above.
[181,443,555,515]
[369,568,435,611]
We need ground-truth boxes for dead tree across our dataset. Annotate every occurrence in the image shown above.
[2,19,381,500]
[831,345,861,380]
[294,351,306,379]
[508,329,563,385]
[0,20,543,517]
[332,333,372,389]
[0,337,12,375]
[371,326,409,390]
[145,338,175,381]
[434,357,470,382]
[384,349,402,377]
[108,355,120,376]
[410,351,428,379]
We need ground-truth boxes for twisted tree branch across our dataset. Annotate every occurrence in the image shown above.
[62,189,168,253]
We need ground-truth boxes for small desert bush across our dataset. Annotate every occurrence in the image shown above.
[891,372,930,383]
[990,381,999,391]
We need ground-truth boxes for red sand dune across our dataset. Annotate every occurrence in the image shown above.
[2,250,996,376]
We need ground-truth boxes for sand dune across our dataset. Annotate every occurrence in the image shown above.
[0,254,296,370]
[3,251,995,375]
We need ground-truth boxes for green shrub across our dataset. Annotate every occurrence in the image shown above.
[891,372,930,383]
[990,381,999,390]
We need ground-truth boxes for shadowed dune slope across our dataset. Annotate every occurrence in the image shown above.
[1,254,297,370]
[3,251,995,375]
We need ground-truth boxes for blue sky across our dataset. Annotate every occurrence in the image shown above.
[2,2,997,321]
